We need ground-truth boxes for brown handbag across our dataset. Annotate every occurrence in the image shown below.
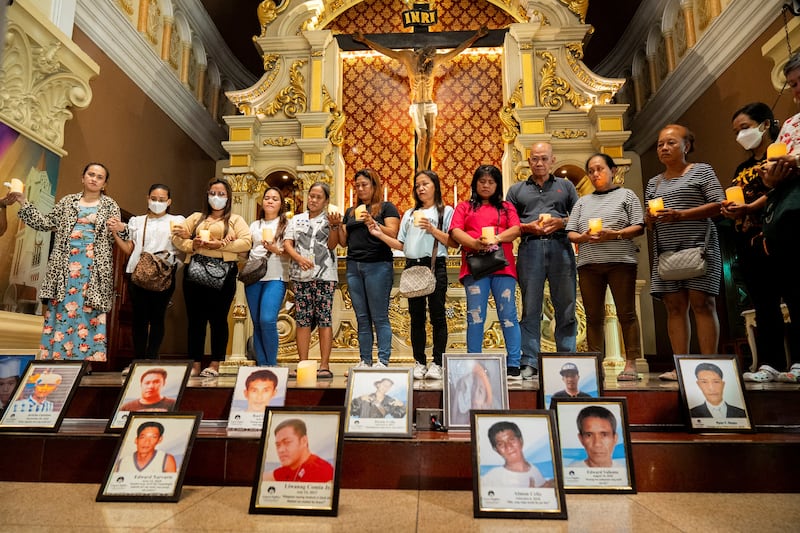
[130,218,175,292]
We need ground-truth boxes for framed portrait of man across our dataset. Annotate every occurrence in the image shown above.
[107,361,191,432]
[539,353,602,409]
[0,354,36,413]
[250,406,345,516]
[227,366,289,432]
[551,397,636,493]
[0,360,86,432]
[344,367,412,438]
[443,354,508,430]
[97,412,201,502]
[675,355,753,433]
[470,410,567,520]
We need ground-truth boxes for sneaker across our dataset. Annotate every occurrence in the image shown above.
[425,363,443,380]
[413,362,427,380]
[199,367,219,378]
[776,363,800,383]
[373,361,388,369]
[521,364,538,380]
[743,365,779,383]
[658,369,678,381]
[345,360,371,377]
[507,367,523,381]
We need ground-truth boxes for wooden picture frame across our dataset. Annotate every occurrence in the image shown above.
[106,360,191,432]
[250,406,345,516]
[96,411,201,502]
[344,367,412,438]
[551,397,637,493]
[0,354,36,413]
[471,410,567,519]
[539,352,602,409]
[227,366,289,432]
[443,353,508,430]
[0,360,86,432]
[675,354,753,433]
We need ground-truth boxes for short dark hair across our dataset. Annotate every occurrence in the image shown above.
[136,421,164,438]
[695,362,723,379]
[488,421,523,449]
[576,405,617,435]
[469,164,505,212]
[140,368,167,383]
[660,124,696,153]
[274,418,307,438]
[731,102,780,142]
[246,369,278,390]
[585,153,617,173]
[83,162,110,181]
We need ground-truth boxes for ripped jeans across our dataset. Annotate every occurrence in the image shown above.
[463,273,522,368]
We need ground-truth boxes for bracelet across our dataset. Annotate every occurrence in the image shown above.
[330,224,340,230]
[616,232,623,240]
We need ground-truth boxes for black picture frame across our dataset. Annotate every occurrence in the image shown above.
[538,352,602,409]
[250,406,345,516]
[0,353,37,413]
[227,366,289,432]
[96,411,202,502]
[344,367,412,438]
[470,410,567,520]
[106,360,192,432]
[551,396,637,493]
[443,353,508,430]
[0,360,86,432]
[675,354,753,433]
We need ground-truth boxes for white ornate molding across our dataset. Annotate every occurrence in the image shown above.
[0,0,99,156]
[74,0,228,159]
[626,0,785,153]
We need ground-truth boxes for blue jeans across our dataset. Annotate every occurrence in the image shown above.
[463,274,521,368]
[346,260,393,364]
[244,280,286,366]
[516,238,577,368]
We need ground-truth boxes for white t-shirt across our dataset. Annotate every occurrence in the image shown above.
[249,219,290,282]
[481,464,546,488]
[125,214,185,273]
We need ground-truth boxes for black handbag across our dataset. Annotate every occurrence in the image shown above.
[186,254,231,289]
[466,245,508,280]
[238,255,268,286]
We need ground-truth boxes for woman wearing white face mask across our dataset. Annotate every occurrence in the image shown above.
[722,103,786,382]
[112,184,185,371]
[173,178,252,377]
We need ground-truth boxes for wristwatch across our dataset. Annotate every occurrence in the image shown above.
[616,232,623,240]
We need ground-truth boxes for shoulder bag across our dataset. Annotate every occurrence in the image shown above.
[465,209,509,280]
[398,211,442,298]
[131,217,175,292]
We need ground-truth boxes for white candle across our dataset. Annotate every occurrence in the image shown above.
[296,360,317,387]
[453,184,458,206]
[588,217,603,234]
[262,227,274,243]
[349,187,353,208]
[481,226,496,243]
[198,229,211,241]
[384,186,388,202]
[9,178,24,194]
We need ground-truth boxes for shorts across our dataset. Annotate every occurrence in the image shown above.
[293,280,336,328]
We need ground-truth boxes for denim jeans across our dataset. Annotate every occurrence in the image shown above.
[244,280,287,366]
[516,238,577,368]
[463,274,521,368]
[346,260,394,364]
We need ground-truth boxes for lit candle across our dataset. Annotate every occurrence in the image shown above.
[767,142,787,159]
[9,178,24,194]
[327,204,340,215]
[262,227,274,243]
[481,226,496,243]
[648,197,664,216]
[354,204,367,221]
[538,213,552,223]
[384,186,388,202]
[453,184,458,206]
[296,360,317,387]
[198,229,211,241]
[413,210,424,226]
[588,217,603,234]
[349,187,353,208]
[725,186,745,205]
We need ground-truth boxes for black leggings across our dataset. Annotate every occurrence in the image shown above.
[183,263,238,362]
[129,274,176,357]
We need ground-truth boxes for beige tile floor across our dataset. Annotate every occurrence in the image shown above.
[0,482,795,532]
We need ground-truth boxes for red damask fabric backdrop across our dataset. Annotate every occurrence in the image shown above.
[331,0,513,213]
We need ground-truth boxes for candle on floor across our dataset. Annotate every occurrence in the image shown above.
[296,360,317,387]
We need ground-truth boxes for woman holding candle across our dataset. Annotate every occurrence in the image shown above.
[8,163,123,362]
[284,182,339,378]
[173,178,251,377]
[566,154,645,381]
[721,103,787,382]
[368,170,455,380]
[113,184,185,369]
[645,125,725,381]
[332,169,400,372]
[449,165,522,380]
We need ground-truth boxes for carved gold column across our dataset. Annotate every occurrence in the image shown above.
[210,85,220,119]
[196,64,206,103]
[633,75,644,112]
[180,43,191,85]
[647,54,659,94]
[683,2,697,48]
[664,31,676,72]
[161,17,173,61]
[708,0,721,20]
[137,0,148,32]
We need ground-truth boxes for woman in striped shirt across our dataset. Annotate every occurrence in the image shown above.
[567,154,645,381]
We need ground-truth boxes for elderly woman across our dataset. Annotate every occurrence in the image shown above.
[566,154,645,381]
[9,163,122,362]
[645,125,725,381]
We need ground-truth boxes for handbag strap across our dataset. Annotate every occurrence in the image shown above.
[427,207,445,270]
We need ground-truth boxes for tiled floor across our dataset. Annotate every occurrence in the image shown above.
[0,482,795,532]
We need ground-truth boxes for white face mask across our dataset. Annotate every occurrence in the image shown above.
[736,126,764,151]
[208,195,227,210]
[148,200,168,214]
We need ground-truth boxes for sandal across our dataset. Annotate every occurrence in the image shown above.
[317,368,334,379]
[658,369,678,381]
[617,370,640,381]
[199,367,219,378]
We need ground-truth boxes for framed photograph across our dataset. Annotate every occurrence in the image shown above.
[97,412,201,502]
[471,410,567,520]
[0,354,36,412]
[0,360,86,432]
[443,354,508,430]
[539,352,602,409]
[551,397,636,493]
[344,367,412,438]
[675,355,753,432]
[250,406,345,516]
[227,366,289,431]
[107,361,191,432]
